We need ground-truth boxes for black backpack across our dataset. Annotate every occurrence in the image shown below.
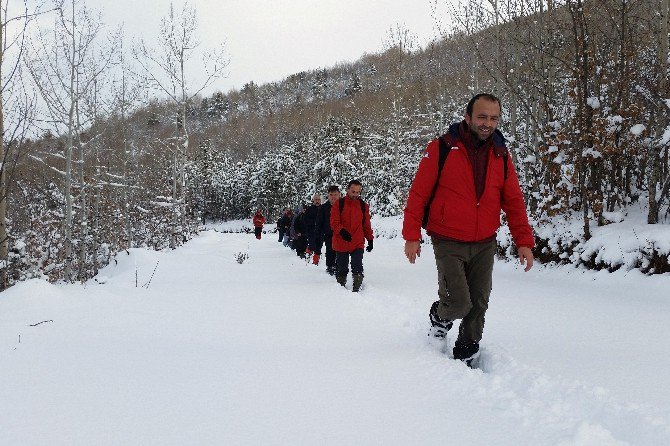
[422,135,509,228]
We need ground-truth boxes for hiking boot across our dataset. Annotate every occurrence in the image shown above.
[352,273,364,292]
[428,301,453,338]
[326,267,335,276]
[336,275,347,287]
[453,340,480,368]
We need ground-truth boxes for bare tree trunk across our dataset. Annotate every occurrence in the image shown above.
[647,0,670,224]
[0,4,7,289]
[568,0,593,239]
[76,95,88,281]
[64,21,76,281]
[650,0,670,222]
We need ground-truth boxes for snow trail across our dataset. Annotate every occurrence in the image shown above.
[1,230,668,445]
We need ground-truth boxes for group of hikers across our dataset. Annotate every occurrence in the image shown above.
[252,94,535,367]
[255,180,374,293]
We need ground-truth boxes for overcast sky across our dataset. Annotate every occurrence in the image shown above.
[92,0,449,95]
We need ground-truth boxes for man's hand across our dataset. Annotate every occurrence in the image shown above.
[366,239,374,252]
[518,246,534,272]
[404,240,421,264]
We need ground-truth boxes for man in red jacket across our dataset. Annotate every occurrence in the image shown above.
[252,209,266,240]
[403,93,534,367]
[331,180,374,292]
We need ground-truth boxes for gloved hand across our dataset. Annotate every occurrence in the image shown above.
[312,254,320,265]
[366,239,374,252]
[340,228,352,242]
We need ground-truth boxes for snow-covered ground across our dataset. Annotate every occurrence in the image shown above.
[1,222,669,445]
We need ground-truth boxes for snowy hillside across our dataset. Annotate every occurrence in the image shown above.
[1,226,669,445]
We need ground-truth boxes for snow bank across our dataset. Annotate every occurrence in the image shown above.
[2,230,669,445]
[211,202,670,275]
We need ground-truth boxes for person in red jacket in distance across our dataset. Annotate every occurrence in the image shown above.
[252,209,266,240]
[403,93,534,367]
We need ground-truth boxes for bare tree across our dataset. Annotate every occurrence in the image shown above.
[0,0,49,288]
[133,1,228,249]
[25,0,117,281]
[649,0,670,223]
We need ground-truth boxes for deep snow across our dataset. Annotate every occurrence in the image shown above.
[1,222,669,445]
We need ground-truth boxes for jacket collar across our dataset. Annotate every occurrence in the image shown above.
[447,120,508,157]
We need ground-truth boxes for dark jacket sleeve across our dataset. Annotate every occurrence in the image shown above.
[314,207,324,243]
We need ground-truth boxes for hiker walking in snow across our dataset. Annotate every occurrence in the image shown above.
[288,206,301,250]
[331,180,374,292]
[252,209,266,240]
[313,185,341,273]
[304,194,322,258]
[403,93,535,367]
[293,204,309,258]
[283,208,294,246]
[277,208,291,243]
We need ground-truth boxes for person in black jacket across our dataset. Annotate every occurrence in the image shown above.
[303,194,321,258]
[292,204,309,258]
[277,208,291,243]
[312,185,341,273]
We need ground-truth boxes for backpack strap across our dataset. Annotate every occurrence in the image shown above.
[503,152,509,181]
[339,197,367,227]
[422,135,452,228]
[493,129,509,181]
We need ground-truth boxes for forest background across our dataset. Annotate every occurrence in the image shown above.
[1,0,669,289]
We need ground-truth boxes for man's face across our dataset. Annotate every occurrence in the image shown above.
[346,184,362,200]
[328,190,341,205]
[312,195,322,205]
[465,98,500,141]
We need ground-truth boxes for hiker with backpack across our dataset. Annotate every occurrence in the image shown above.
[252,209,266,240]
[312,185,341,273]
[303,194,322,259]
[330,180,374,292]
[277,208,290,243]
[402,93,535,367]
[293,204,309,258]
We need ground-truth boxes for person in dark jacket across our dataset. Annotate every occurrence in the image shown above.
[330,180,374,292]
[303,194,321,258]
[292,204,309,258]
[288,206,301,250]
[277,208,290,243]
[312,185,341,272]
[403,93,535,367]
[280,208,293,246]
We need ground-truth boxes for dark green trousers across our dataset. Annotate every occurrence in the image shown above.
[431,237,496,344]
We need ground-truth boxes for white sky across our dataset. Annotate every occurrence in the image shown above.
[94,0,449,94]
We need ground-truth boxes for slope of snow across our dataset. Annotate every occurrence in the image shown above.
[1,228,669,445]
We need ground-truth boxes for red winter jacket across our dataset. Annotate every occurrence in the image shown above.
[252,213,266,228]
[402,123,534,248]
[330,196,374,252]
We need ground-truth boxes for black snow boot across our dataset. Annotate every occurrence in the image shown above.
[336,275,347,287]
[428,301,453,338]
[352,273,364,292]
[326,267,335,276]
[453,340,480,368]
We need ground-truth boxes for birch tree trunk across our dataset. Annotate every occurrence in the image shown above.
[63,4,76,280]
[0,5,6,289]
[133,2,228,249]
[649,0,669,223]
